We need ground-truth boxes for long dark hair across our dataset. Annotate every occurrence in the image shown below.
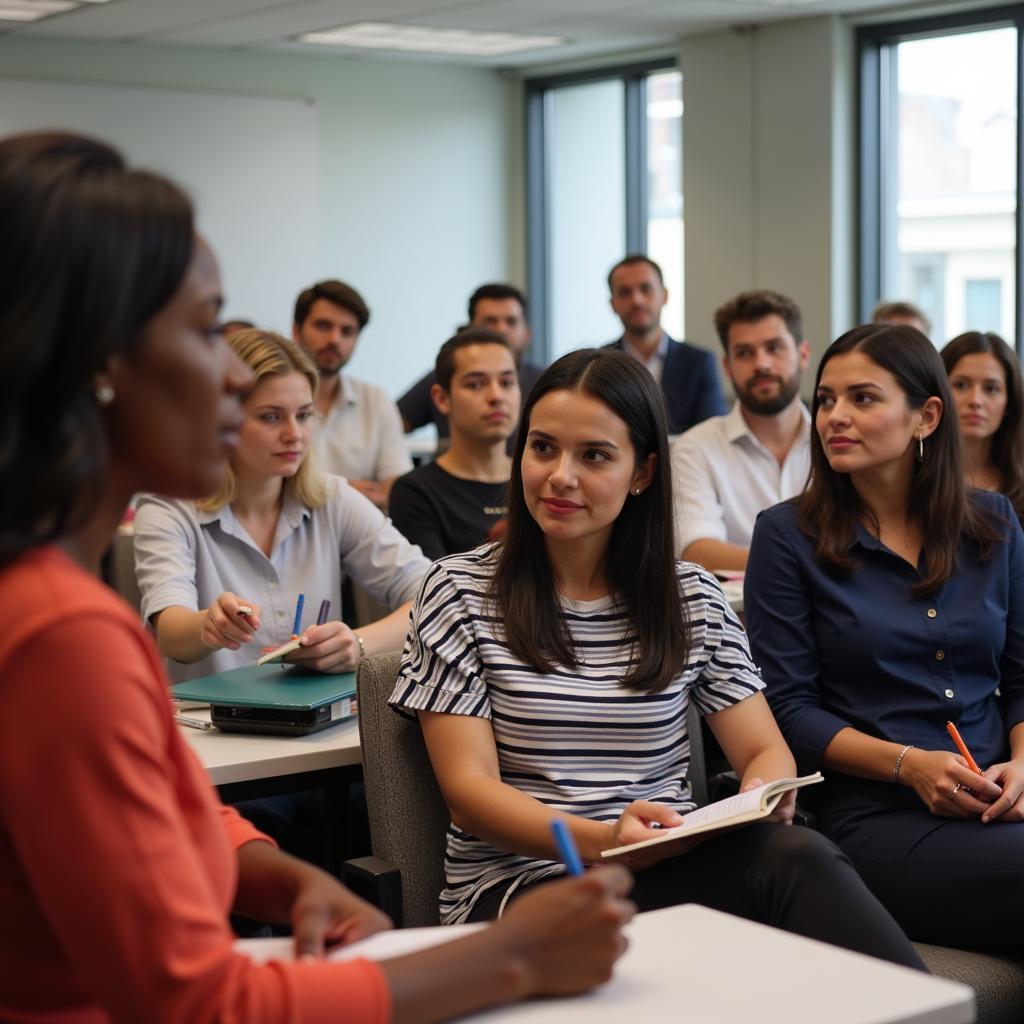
[491,348,689,691]
[941,330,1024,522]
[800,323,999,594]
[0,132,195,568]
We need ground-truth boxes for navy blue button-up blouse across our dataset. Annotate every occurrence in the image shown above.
[745,491,1024,830]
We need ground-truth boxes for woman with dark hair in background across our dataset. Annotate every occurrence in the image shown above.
[746,323,1024,952]
[941,330,1024,523]
[390,347,921,968]
[0,131,634,1023]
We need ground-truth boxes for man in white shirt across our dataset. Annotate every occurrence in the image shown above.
[292,279,412,509]
[672,289,812,571]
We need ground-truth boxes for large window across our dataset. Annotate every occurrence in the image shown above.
[527,60,682,360]
[860,9,1023,347]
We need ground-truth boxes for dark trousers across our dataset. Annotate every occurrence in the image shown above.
[469,823,924,970]
[830,809,1024,952]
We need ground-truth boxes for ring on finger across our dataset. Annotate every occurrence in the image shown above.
[950,782,963,799]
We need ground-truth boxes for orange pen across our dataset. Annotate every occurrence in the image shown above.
[946,721,983,775]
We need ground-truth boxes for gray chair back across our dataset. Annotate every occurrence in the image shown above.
[110,529,143,613]
[356,652,450,927]
[686,698,709,806]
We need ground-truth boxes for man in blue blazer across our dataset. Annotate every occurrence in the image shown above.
[604,255,726,434]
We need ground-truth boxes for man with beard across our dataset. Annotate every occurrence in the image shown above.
[671,289,811,570]
[292,279,411,509]
[604,255,725,434]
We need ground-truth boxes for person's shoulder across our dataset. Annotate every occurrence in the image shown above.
[0,547,143,666]
[345,375,397,407]
[388,463,435,499]
[417,543,500,603]
[968,489,1019,541]
[400,369,436,397]
[757,497,801,527]
[669,337,717,368]
[134,493,197,526]
[672,560,734,619]
[672,413,729,450]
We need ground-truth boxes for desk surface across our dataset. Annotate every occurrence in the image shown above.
[238,904,973,1024]
[179,709,361,786]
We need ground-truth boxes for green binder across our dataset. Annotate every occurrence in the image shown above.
[172,666,357,735]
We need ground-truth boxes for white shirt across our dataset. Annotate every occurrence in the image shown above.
[314,374,412,482]
[133,475,429,684]
[623,331,670,386]
[671,401,812,556]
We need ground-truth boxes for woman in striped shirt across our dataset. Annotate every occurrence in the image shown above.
[391,347,921,968]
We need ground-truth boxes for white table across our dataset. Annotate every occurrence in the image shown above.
[238,904,974,1024]
[178,708,361,787]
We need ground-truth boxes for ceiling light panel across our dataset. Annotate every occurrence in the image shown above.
[0,0,77,20]
[298,21,564,56]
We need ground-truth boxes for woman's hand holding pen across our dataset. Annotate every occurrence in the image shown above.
[200,592,260,651]
[898,748,1001,817]
[979,760,1024,822]
[284,621,361,673]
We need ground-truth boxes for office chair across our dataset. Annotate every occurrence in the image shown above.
[343,651,449,927]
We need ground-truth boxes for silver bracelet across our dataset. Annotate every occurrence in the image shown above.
[354,632,366,663]
[893,744,914,781]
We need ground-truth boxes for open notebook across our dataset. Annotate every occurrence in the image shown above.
[602,773,823,859]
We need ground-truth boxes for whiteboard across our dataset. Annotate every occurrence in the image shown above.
[0,76,322,332]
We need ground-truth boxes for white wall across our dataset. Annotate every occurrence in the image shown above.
[0,37,522,395]
[680,15,856,378]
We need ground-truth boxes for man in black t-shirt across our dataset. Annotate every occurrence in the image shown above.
[390,330,520,561]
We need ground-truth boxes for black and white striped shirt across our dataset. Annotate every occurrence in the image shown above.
[389,543,763,924]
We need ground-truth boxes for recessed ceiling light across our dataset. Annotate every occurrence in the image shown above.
[298,21,565,57]
[0,0,78,21]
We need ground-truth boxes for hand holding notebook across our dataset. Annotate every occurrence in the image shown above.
[601,773,823,860]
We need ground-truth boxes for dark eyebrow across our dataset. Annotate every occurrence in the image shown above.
[817,381,883,393]
[527,429,618,449]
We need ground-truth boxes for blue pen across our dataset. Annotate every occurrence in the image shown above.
[291,593,305,638]
[550,818,584,877]
[316,599,331,626]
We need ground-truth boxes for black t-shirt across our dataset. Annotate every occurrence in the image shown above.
[389,462,509,562]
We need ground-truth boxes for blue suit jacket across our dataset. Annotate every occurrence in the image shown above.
[606,335,726,435]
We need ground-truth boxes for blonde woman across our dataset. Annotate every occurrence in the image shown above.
[134,329,429,683]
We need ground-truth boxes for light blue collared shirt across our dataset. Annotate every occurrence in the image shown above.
[134,475,429,684]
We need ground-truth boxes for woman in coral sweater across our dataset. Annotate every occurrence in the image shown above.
[0,131,632,1024]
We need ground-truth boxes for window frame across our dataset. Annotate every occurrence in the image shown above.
[525,57,678,361]
[858,5,1024,347]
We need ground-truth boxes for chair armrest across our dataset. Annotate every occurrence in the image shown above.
[341,856,404,927]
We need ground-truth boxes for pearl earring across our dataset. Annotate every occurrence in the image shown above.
[95,383,115,407]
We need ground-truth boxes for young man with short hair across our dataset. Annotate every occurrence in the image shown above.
[671,289,812,571]
[390,329,520,560]
[398,283,542,439]
[604,254,725,435]
[292,279,411,509]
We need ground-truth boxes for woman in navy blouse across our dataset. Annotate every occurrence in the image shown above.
[746,322,1024,951]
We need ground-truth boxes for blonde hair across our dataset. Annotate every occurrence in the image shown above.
[198,329,328,512]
